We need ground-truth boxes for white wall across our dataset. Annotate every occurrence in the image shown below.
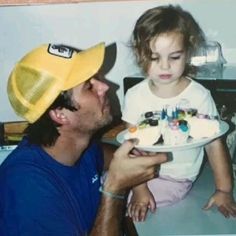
[1,0,236,121]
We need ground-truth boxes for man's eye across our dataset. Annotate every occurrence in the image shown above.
[85,81,92,90]
[87,83,93,90]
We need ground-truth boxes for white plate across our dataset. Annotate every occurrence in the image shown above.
[116,121,229,152]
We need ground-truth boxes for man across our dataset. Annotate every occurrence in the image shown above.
[0,42,167,235]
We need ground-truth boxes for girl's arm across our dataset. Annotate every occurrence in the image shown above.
[204,138,236,217]
[205,138,233,192]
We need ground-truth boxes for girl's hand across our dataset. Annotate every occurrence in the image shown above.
[127,188,156,222]
[203,190,236,218]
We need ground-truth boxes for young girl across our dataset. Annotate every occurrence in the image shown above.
[122,5,236,221]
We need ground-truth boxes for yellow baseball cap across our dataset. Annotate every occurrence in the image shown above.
[7,42,105,123]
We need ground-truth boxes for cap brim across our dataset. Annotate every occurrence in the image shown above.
[63,42,105,90]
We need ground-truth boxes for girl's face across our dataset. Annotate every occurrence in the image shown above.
[147,32,187,85]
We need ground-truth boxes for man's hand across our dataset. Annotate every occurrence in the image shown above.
[104,139,168,194]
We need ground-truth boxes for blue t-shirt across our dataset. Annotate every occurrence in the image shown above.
[0,138,104,236]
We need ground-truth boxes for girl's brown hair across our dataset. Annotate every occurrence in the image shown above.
[131,5,206,75]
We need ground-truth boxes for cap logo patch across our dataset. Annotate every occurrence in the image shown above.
[48,44,73,58]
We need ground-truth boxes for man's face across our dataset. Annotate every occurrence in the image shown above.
[66,75,112,133]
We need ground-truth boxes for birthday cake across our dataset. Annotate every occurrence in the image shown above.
[124,109,220,146]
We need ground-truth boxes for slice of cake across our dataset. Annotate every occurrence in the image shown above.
[162,120,189,145]
[124,109,220,146]
[124,125,161,146]
[186,115,220,139]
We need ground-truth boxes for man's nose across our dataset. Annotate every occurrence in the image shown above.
[92,78,109,96]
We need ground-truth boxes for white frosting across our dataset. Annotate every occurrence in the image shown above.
[125,116,220,146]
[187,117,220,139]
[125,126,161,146]
[163,127,189,145]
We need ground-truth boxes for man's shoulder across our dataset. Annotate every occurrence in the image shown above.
[0,139,57,185]
[0,145,68,200]
[0,139,40,168]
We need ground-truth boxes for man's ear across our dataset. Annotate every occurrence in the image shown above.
[48,109,69,125]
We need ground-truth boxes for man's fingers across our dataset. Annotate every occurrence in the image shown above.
[130,148,144,156]
[115,139,138,157]
[141,153,168,166]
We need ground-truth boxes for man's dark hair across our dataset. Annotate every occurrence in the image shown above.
[25,90,77,147]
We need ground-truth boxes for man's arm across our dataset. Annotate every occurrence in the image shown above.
[90,194,125,236]
[102,142,117,171]
[90,140,168,235]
